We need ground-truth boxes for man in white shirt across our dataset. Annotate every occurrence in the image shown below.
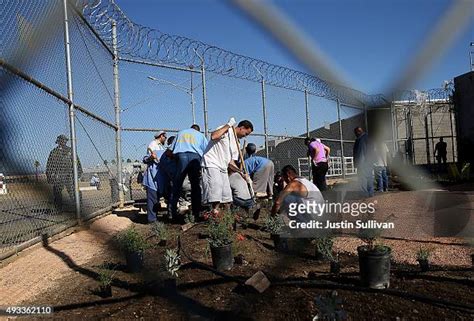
[201,118,254,214]
[271,165,325,238]
[148,131,167,154]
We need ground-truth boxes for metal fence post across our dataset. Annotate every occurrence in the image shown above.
[337,99,346,179]
[261,77,269,158]
[201,64,209,137]
[449,105,456,162]
[408,106,414,164]
[304,88,312,181]
[304,89,309,137]
[190,70,196,125]
[62,0,81,223]
[429,105,435,164]
[112,20,124,207]
[391,102,397,153]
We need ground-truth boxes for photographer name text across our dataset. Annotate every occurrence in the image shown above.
[289,219,395,230]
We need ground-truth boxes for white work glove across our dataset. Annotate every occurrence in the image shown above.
[227,117,236,127]
[243,173,252,184]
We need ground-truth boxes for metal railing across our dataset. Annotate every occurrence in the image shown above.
[298,157,357,179]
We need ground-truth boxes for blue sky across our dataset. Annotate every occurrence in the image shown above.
[4,0,474,171]
[109,0,474,165]
[115,0,474,94]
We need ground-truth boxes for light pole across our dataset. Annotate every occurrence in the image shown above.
[253,65,269,158]
[147,75,196,124]
[148,68,233,128]
[190,66,196,124]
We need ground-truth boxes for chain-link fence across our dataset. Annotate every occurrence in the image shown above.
[0,0,121,258]
[0,0,460,258]
[393,91,457,167]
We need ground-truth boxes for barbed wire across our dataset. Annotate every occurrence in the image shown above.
[392,87,453,103]
[72,0,394,107]
[73,0,454,108]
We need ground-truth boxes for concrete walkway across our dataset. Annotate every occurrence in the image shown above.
[0,214,131,306]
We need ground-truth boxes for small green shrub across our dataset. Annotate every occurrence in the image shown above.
[151,221,169,240]
[97,265,115,286]
[314,237,335,261]
[184,213,195,224]
[357,227,381,250]
[314,290,347,321]
[208,210,234,248]
[264,215,284,235]
[163,248,181,278]
[416,247,432,261]
[116,227,148,253]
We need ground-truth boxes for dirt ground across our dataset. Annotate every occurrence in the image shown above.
[0,195,471,321]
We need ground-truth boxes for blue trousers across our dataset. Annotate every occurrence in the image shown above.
[357,166,374,197]
[233,196,255,209]
[146,187,159,223]
[374,166,388,192]
[170,152,202,218]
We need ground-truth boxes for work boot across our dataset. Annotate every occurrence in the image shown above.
[251,203,261,221]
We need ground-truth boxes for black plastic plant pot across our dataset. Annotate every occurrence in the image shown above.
[314,249,327,261]
[418,259,430,272]
[210,243,234,271]
[163,278,177,293]
[271,234,289,252]
[330,261,341,274]
[158,239,167,247]
[357,245,391,289]
[125,250,144,273]
[99,285,112,298]
[234,254,245,265]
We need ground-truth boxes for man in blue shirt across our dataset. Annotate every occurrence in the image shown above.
[244,143,275,199]
[353,127,374,197]
[142,143,166,223]
[157,136,177,202]
[169,124,208,221]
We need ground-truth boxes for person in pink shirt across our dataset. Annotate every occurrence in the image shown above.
[304,137,330,191]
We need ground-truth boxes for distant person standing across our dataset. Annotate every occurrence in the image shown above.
[90,173,101,190]
[244,143,275,199]
[304,138,330,191]
[405,137,413,165]
[168,124,208,221]
[434,137,448,171]
[373,139,389,192]
[353,127,374,197]
[46,134,83,209]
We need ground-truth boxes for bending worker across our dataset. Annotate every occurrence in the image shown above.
[168,124,208,222]
[244,143,275,199]
[271,165,324,237]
